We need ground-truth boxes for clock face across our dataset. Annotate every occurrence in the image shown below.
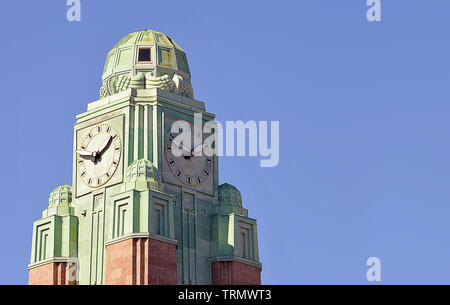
[164,123,213,187]
[76,123,121,188]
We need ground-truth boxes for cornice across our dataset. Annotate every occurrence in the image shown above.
[208,256,263,269]
[104,232,178,247]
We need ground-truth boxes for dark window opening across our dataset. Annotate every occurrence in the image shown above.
[155,209,161,235]
[138,48,151,62]
[241,232,247,258]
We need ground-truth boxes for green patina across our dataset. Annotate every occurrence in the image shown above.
[29,30,261,285]
[100,30,192,100]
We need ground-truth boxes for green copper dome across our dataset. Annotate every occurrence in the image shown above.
[48,185,73,208]
[125,159,160,191]
[100,29,193,99]
[218,183,243,207]
[43,184,75,217]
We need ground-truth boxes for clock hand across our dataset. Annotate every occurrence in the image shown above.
[191,143,206,156]
[76,150,94,156]
[76,150,97,161]
[171,139,192,155]
[97,135,112,155]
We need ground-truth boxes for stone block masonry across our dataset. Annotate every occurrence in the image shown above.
[105,236,177,285]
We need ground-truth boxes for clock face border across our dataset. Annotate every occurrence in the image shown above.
[74,114,125,198]
[76,123,122,188]
[162,113,215,194]
[164,140,214,188]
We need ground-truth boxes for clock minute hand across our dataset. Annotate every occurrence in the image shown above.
[97,135,112,155]
[192,143,206,156]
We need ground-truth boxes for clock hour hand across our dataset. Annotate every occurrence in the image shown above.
[97,135,112,156]
[76,150,97,161]
[76,150,94,156]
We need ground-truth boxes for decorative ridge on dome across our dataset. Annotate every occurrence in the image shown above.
[43,184,75,218]
[218,183,243,207]
[100,29,193,100]
[48,184,73,208]
[125,159,161,191]
[110,29,184,52]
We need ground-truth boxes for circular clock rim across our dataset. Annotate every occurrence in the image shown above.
[77,123,122,188]
[164,137,213,188]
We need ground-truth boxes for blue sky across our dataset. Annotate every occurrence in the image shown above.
[1,0,450,284]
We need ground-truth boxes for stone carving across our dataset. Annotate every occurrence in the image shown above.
[98,76,118,99]
[100,73,194,99]
[172,74,194,98]
[99,83,108,99]
[99,73,146,98]
[124,158,162,191]
[145,74,176,91]
[145,73,194,98]
[116,72,146,92]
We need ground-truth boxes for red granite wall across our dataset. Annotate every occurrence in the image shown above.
[29,262,72,285]
[211,261,261,285]
[105,237,177,285]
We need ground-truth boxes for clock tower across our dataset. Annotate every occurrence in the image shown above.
[28,30,262,285]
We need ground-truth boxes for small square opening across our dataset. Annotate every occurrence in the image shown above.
[138,48,151,62]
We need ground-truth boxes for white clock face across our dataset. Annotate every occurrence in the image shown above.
[76,123,121,188]
[164,123,213,187]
